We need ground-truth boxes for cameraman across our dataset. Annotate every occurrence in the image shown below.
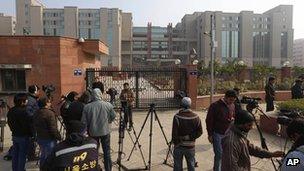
[120,83,135,131]
[27,85,40,161]
[222,110,285,171]
[281,119,304,171]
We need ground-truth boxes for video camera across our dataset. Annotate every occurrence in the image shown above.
[42,85,55,98]
[175,90,186,99]
[0,99,6,108]
[277,109,302,126]
[241,96,262,111]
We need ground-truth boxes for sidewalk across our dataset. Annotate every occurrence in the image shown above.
[0,108,289,171]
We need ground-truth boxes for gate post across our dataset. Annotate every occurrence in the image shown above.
[135,71,139,108]
[185,65,198,109]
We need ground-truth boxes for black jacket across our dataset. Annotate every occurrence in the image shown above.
[265,83,275,101]
[42,133,100,171]
[66,101,85,122]
[291,84,303,99]
[26,94,39,117]
[7,106,33,137]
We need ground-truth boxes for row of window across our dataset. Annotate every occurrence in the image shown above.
[43,20,64,26]
[43,12,64,18]
[79,12,99,18]
[79,20,100,26]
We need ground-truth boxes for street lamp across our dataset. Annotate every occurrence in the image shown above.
[237,60,245,66]
[192,59,199,65]
[203,14,217,104]
[175,59,181,65]
[283,60,290,67]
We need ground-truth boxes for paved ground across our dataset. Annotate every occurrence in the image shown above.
[0,107,291,171]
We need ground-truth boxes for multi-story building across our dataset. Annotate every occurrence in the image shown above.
[132,23,195,67]
[293,39,304,67]
[15,0,132,69]
[0,13,16,35]
[182,5,293,67]
[133,5,293,68]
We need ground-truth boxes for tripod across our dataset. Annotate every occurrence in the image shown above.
[128,103,171,170]
[249,105,278,171]
[116,107,147,171]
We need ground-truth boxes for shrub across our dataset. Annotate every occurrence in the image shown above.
[277,99,304,112]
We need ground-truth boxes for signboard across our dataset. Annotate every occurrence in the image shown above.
[74,69,82,76]
[189,71,198,76]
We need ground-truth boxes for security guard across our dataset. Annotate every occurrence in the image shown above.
[42,120,101,171]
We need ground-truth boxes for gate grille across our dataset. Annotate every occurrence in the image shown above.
[86,68,187,109]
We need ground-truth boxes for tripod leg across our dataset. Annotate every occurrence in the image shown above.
[154,109,171,146]
[131,126,148,167]
[148,109,154,170]
[127,109,151,161]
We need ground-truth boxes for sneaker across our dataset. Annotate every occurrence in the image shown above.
[3,155,12,161]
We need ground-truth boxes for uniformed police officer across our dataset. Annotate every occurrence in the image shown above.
[42,120,100,171]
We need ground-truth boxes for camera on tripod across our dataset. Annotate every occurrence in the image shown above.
[241,96,262,111]
[277,109,302,126]
[0,99,7,108]
[42,85,55,98]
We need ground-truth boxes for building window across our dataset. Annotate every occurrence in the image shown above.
[88,28,91,39]
[222,17,226,21]
[221,31,239,59]
[88,21,91,25]
[0,69,26,91]
[53,21,56,25]
[54,28,57,36]
[281,32,288,58]
[253,32,270,59]
[88,13,91,17]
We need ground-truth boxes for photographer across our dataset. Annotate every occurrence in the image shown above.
[27,85,40,161]
[60,91,79,126]
[120,83,135,131]
[280,119,304,171]
[221,110,285,171]
[172,97,202,171]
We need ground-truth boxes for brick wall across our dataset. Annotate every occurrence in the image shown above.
[0,36,105,112]
[196,91,292,109]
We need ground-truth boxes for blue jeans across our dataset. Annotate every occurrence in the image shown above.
[92,134,112,171]
[173,146,195,171]
[37,139,56,168]
[213,132,225,171]
[12,136,30,171]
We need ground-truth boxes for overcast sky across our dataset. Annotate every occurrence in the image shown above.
[1,0,303,39]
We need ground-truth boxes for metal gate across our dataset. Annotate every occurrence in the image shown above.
[86,68,187,109]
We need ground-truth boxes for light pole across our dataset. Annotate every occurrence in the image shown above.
[204,14,217,104]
